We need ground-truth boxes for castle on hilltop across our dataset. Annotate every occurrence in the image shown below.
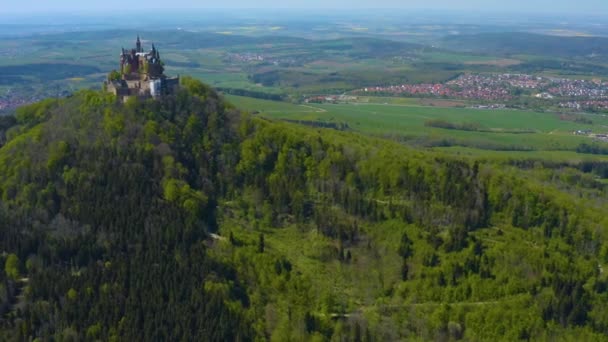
[104,36,179,101]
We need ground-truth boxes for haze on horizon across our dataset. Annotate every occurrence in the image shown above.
[2,0,607,15]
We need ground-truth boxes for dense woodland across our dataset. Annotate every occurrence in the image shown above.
[0,78,608,340]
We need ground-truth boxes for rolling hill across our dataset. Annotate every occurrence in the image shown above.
[0,78,607,340]
[443,32,608,58]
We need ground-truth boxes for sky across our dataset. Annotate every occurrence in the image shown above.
[1,0,607,15]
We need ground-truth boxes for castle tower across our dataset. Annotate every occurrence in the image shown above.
[136,35,142,53]
[120,47,126,73]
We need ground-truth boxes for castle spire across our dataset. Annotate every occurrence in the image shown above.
[136,35,142,53]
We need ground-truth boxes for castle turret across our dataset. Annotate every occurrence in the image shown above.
[120,47,126,73]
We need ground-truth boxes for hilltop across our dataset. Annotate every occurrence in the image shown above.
[0,78,608,340]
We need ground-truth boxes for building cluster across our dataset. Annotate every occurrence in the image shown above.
[0,86,71,112]
[0,96,28,111]
[359,84,456,97]
[104,36,179,102]
[469,104,507,110]
[559,100,608,111]
[353,74,512,101]
[305,95,339,103]
[575,130,608,142]
[225,53,266,63]
[224,52,300,67]
[353,73,608,109]
[546,79,608,98]
[304,94,357,103]
[595,134,608,142]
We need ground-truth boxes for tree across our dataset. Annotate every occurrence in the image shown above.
[258,233,265,253]
[401,260,409,281]
[4,254,20,280]
[108,70,121,82]
[398,232,414,260]
[67,288,78,301]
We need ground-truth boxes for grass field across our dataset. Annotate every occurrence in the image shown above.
[421,51,520,64]
[434,146,608,162]
[7,29,608,113]
[353,96,467,107]
[216,215,405,316]
[226,94,608,160]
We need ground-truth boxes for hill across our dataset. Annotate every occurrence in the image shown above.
[23,29,424,55]
[443,32,608,58]
[0,78,608,340]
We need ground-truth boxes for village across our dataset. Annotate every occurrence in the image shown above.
[224,52,301,67]
[0,85,71,112]
[574,129,608,143]
[0,94,28,112]
[352,73,608,109]
[560,100,608,111]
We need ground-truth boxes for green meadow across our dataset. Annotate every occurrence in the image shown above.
[226,95,608,160]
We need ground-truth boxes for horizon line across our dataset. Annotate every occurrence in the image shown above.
[1,8,607,16]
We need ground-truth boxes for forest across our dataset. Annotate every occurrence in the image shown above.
[0,77,608,340]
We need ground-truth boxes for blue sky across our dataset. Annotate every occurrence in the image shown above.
[2,0,607,14]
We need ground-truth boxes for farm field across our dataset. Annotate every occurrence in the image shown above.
[5,27,608,115]
[226,94,608,159]
[434,146,608,162]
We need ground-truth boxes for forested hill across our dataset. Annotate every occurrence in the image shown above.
[443,32,608,57]
[0,78,608,340]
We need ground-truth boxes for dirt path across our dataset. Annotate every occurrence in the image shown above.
[299,104,327,113]
[380,301,501,310]
[209,233,226,241]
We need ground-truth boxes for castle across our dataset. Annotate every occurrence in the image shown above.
[104,36,179,101]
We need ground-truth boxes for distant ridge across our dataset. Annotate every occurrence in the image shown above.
[443,32,608,57]
[27,29,422,52]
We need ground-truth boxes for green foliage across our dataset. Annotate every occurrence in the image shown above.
[425,119,483,132]
[398,231,414,259]
[228,95,608,156]
[258,233,265,253]
[444,32,608,58]
[107,70,121,82]
[86,323,102,340]
[577,142,608,155]
[67,288,77,301]
[4,253,20,280]
[103,108,125,136]
[180,76,212,98]
[0,78,607,341]
[0,115,17,147]
[15,98,58,127]
[46,140,69,172]
[0,78,249,340]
